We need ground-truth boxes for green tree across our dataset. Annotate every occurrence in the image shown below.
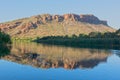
[89,32,102,38]
[0,31,11,44]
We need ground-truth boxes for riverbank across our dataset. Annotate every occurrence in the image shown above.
[34,36,120,50]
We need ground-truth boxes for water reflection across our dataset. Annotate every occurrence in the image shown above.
[0,44,11,58]
[2,42,112,69]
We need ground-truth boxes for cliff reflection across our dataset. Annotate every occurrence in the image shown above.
[2,42,112,69]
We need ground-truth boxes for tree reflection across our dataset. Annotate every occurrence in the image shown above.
[0,44,11,58]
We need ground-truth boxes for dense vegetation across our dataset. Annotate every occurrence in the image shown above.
[0,31,11,44]
[0,31,11,57]
[35,29,120,49]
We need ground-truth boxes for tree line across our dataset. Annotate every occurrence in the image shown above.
[35,29,120,49]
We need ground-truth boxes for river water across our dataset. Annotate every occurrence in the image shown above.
[0,42,120,80]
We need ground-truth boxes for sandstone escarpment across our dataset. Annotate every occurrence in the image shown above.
[79,14,108,25]
[0,13,115,38]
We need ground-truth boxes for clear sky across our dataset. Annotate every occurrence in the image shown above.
[0,0,119,29]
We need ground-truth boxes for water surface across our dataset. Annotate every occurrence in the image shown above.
[0,42,120,80]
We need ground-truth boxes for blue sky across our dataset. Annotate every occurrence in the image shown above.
[0,0,119,29]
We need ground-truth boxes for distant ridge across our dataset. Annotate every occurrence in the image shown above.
[0,13,115,38]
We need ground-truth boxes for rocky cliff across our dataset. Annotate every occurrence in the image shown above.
[0,13,115,38]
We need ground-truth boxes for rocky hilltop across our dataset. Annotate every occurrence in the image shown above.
[0,14,115,38]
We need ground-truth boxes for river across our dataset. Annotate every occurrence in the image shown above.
[0,42,120,80]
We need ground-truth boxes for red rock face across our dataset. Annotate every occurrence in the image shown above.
[63,14,80,21]
[0,21,22,32]
[59,14,107,25]
[52,15,64,22]
[41,14,52,23]
[19,22,37,33]
[0,13,110,35]
[79,14,108,25]
[0,24,18,31]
